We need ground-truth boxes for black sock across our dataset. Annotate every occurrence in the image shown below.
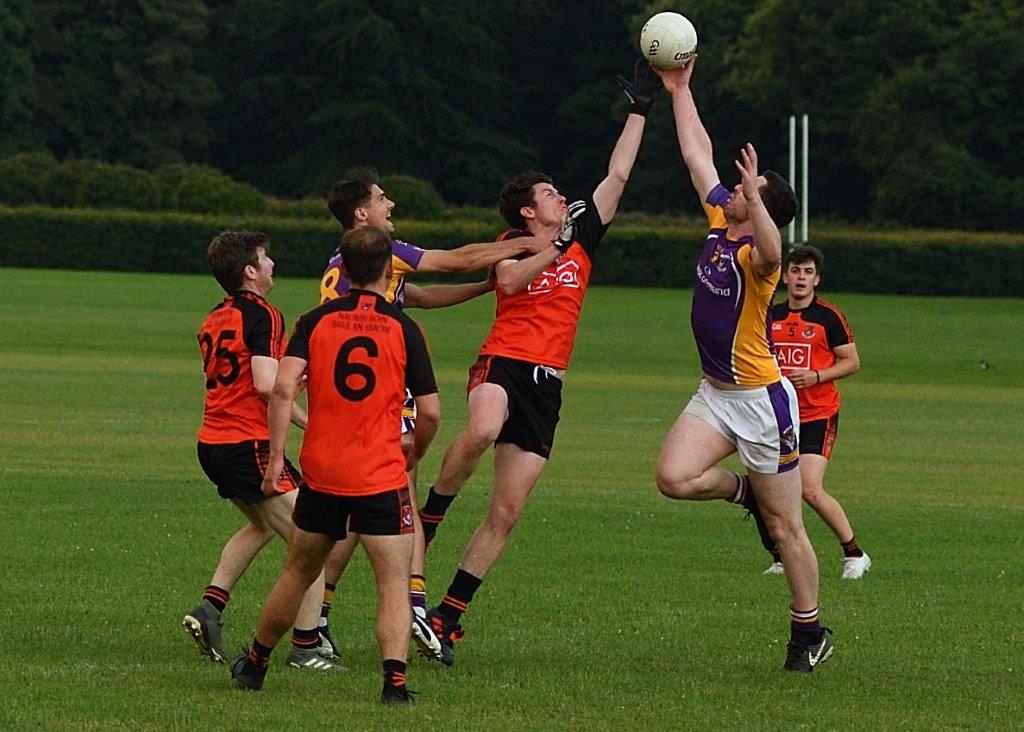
[291,627,320,650]
[841,536,864,558]
[202,585,229,613]
[420,486,456,544]
[249,638,274,668]
[382,658,407,688]
[438,568,483,624]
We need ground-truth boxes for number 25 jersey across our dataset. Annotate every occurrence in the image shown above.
[197,291,286,444]
[286,291,438,497]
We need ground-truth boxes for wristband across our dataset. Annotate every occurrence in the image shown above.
[815,370,821,384]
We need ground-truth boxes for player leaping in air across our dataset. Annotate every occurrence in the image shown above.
[651,58,834,672]
[413,61,662,665]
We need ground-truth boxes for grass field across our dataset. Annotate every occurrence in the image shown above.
[1,267,1021,729]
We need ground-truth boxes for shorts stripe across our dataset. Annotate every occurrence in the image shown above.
[767,381,799,473]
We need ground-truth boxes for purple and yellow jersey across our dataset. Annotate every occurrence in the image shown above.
[690,184,782,386]
[319,239,425,306]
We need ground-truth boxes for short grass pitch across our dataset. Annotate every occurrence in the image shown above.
[1,268,1021,728]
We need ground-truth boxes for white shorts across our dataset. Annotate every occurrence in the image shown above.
[683,378,800,475]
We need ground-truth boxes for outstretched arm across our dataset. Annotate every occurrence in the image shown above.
[592,61,660,224]
[654,59,720,201]
[417,237,549,273]
[403,280,493,309]
[735,143,782,276]
[592,115,647,225]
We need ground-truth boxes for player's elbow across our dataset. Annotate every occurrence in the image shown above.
[414,394,441,429]
[496,273,525,296]
[269,380,294,402]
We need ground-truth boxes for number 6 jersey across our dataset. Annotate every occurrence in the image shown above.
[285,290,438,497]
[197,290,286,444]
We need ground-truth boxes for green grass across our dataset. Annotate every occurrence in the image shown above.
[1,267,1021,729]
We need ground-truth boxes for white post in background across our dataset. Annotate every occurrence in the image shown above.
[801,114,809,245]
[788,116,796,246]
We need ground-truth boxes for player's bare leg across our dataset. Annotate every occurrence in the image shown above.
[361,533,415,661]
[420,384,508,547]
[655,413,738,500]
[318,532,359,656]
[433,384,508,497]
[405,454,444,661]
[184,517,275,662]
[800,454,871,578]
[427,443,547,665]
[749,468,832,671]
[209,521,275,589]
[265,533,332,640]
[231,496,337,668]
[799,454,853,542]
[361,532,416,703]
[748,469,818,610]
[459,444,547,577]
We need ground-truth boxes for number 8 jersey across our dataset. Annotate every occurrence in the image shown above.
[286,291,438,497]
[197,290,286,444]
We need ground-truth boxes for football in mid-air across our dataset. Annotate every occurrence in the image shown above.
[640,12,697,70]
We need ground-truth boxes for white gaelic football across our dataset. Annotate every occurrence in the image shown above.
[640,12,697,70]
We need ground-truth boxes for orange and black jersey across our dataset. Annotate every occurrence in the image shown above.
[479,196,608,370]
[286,290,437,497]
[770,296,854,421]
[197,291,286,444]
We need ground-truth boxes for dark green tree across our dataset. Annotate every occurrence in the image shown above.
[28,0,217,167]
[0,0,37,156]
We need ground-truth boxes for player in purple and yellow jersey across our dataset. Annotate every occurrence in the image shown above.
[652,58,833,673]
[314,167,549,664]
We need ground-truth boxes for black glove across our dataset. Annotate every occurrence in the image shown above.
[555,200,587,252]
[615,59,662,117]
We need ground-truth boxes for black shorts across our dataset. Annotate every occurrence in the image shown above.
[197,440,304,505]
[292,485,415,541]
[799,413,840,459]
[467,355,562,459]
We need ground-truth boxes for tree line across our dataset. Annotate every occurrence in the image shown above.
[1,0,1021,230]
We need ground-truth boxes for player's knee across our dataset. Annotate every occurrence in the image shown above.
[463,423,499,454]
[487,500,524,535]
[654,464,697,499]
[801,483,826,508]
[765,514,804,550]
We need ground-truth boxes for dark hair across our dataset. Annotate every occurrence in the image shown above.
[498,171,554,228]
[207,230,269,293]
[760,170,798,229]
[784,244,824,274]
[327,166,379,229]
[340,226,391,286]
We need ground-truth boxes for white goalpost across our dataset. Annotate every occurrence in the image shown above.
[787,114,809,247]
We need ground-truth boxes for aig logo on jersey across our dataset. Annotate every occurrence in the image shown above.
[774,342,812,372]
[530,258,581,295]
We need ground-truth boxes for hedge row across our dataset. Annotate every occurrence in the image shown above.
[0,153,447,221]
[1,205,1022,296]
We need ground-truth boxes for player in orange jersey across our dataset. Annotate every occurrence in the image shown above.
[231,226,439,705]
[651,59,833,672]
[184,230,341,674]
[415,61,662,665]
[762,245,869,579]
[315,167,549,663]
